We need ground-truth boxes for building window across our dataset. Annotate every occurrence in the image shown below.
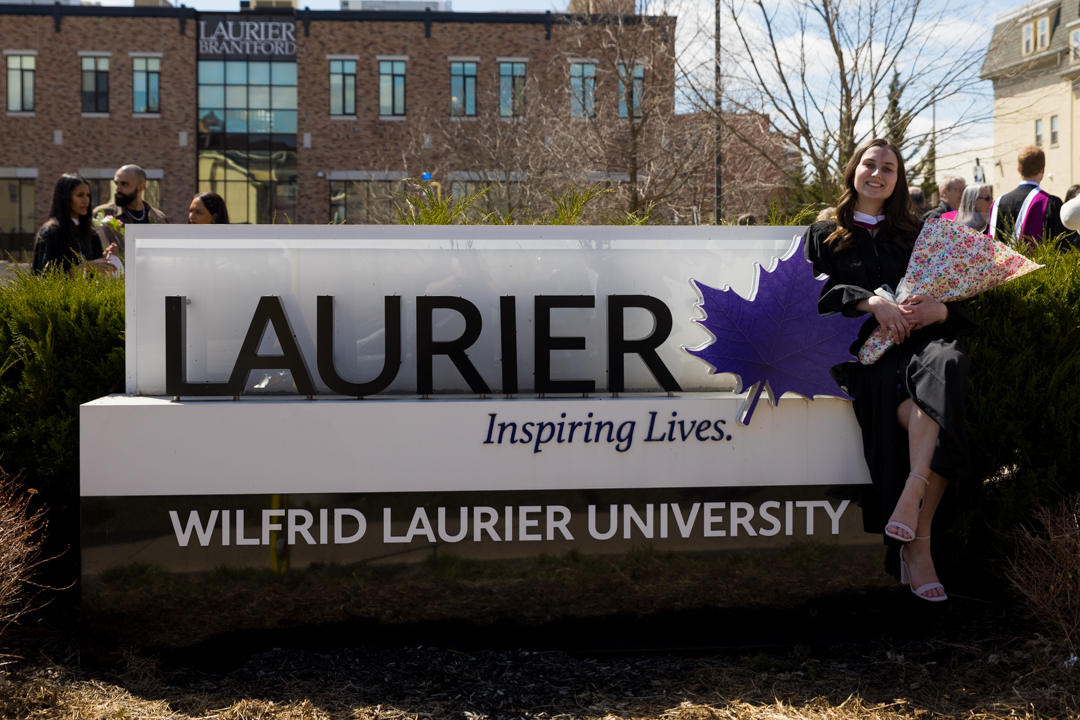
[618,64,643,119]
[1024,23,1033,54]
[1038,17,1049,49]
[197,59,298,224]
[81,56,109,113]
[570,62,595,118]
[0,177,35,262]
[6,55,34,112]
[133,57,160,114]
[330,59,356,116]
[330,180,406,223]
[450,62,476,117]
[1051,115,1059,145]
[499,62,526,117]
[85,177,161,212]
[1072,29,1080,59]
[379,60,406,117]
[1035,118,1043,146]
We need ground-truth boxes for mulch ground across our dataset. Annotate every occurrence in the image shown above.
[0,595,1076,720]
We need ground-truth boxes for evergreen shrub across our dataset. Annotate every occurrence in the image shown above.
[960,242,1080,564]
[0,267,125,581]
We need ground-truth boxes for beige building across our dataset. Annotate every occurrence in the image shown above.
[983,0,1080,198]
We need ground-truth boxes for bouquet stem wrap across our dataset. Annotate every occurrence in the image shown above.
[857,219,1043,365]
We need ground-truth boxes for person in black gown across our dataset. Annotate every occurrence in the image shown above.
[805,138,978,602]
[32,173,119,275]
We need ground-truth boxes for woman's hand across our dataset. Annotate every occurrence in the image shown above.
[103,242,120,259]
[858,295,915,343]
[82,258,119,275]
[901,294,949,331]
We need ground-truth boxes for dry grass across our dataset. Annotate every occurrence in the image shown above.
[0,628,1075,720]
[0,465,48,654]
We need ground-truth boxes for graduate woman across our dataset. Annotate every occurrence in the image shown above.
[804,139,977,602]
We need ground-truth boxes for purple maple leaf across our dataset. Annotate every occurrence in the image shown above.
[685,236,864,426]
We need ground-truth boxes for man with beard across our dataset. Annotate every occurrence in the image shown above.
[93,164,171,252]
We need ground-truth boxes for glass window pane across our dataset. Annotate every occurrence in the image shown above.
[451,62,462,75]
[345,60,355,74]
[226,109,248,133]
[380,75,392,115]
[97,57,109,71]
[134,57,146,71]
[500,76,511,116]
[344,77,355,114]
[271,63,297,85]
[585,63,595,76]
[393,76,404,115]
[451,75,463,114]
[500,63,510,76]
[134,75,147,113]
[226,61,247,85]
[465,77,475,115]
[148,73,159,113]
[272,110,297,134]
[83,57,95,71]
[97,72,108,113]
[199,85,225,108]
[249,61,271,85]
[8,72,19,112]
[148,58,160,72]
[249,108,271,133]
[380,61,391,74]
[248,85,271,109]
[6,56,17,70]
[393,61,405,74]
[330,73,343,114]
[271,86,296,109]
[514,63,524,75]
[465,62,475,75]
[199,108,224,133]
[330,60,342,74]
[226,86,247,108]
[23,71,33,111]
[199,61,225,84]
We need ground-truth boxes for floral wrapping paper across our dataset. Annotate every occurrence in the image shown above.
[857,219,1043,365]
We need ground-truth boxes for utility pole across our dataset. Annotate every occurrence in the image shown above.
[714,0,722,222]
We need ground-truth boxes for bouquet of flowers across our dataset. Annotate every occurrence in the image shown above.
[94,212,124,236]
[858,219,1043,365]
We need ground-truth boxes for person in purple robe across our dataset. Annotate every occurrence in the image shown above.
[991,146,1069,249]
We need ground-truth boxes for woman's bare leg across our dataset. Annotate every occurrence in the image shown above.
[895,398,947,599]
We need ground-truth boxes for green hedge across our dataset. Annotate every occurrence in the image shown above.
[958,243,1080,562]
[0,267,125,579]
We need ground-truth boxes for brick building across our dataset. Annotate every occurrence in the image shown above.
[2,4,713,255]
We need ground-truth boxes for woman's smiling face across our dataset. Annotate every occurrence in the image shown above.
[853,145,899,207]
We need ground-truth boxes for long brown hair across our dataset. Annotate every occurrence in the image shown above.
[826,138,921,250]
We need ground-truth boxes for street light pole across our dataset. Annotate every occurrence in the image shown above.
[714,0,722,223]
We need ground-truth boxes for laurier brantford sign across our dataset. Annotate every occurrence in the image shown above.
[198,14,298,59]
[81,226,873,584]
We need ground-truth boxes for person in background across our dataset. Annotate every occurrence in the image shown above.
[736,214,757,226]
[910,187,928,216]
[942,185,992,234]
[993,146,1069,248]
[922,175,965,220]
[93,164,171,252]
[32,174,118,275]
[805,138,978,602]
[1065,185,1080,202]
[188,192,230,224]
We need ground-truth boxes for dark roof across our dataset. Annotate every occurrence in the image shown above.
[982,0,1076,80]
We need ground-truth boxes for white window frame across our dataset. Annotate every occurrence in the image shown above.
[1024,23,1034,54]
[1038,16,1050,49]
[1035,118,1044,147]
[1051,114,1059,146]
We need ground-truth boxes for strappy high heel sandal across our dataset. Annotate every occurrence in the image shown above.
[884,472,928,543]
[900,538,947,602]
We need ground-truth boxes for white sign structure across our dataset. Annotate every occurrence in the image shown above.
[83,225,872,500]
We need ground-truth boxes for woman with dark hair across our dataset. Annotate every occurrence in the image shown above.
[32,174,118,275]
[188,192,230,224]
[804,138,978,602]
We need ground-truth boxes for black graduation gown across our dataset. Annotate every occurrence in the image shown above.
[803,220,978,538]
[31,221,104,274]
